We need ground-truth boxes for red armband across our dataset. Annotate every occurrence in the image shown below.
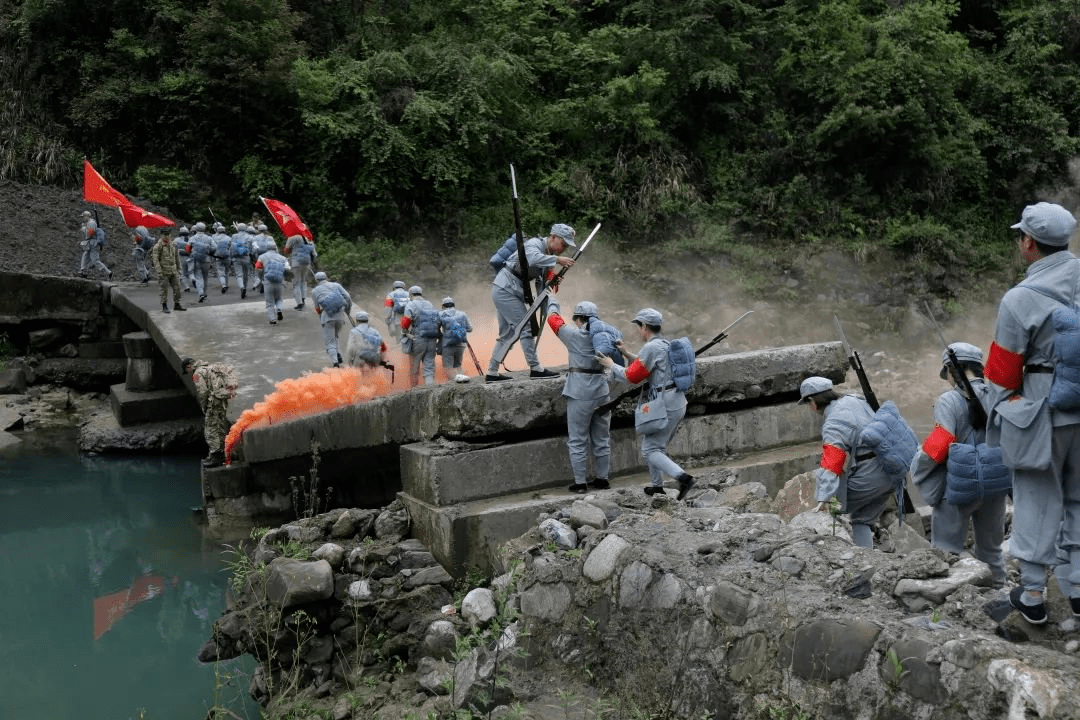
[547,312,565,333]
[315,306,322,314]
[401,316,412,330]
[625,358,649,384]
[384,297,393,307]
[185,243,193,253]
[255,261,263,269]
[922,424,956,464]
[820,444,847,475]
[380,342,387,352]
[985,341,1024,391]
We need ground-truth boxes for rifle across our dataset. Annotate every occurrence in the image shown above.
[509,164,539,339]
[465,340,484,376]
[833,315,879,411]
[596,311,753,415]
[380,360,395,384]
[922,302,987,431]
[491,222,602,369]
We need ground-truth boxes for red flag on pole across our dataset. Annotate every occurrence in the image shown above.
[117,202,175,229]
[260,196,313,241]
[82,159,128,206]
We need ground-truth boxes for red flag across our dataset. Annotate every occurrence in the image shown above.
[82,159,128,206]
[117,202,175,229]
[260,196,313,241]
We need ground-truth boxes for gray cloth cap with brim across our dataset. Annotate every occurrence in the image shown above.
[549,223,577,248]
[1011,202,1077,247]
[355,311,369,322]
[314,271,327,282]
[939,342,983,379]
[797,376,833,404]
[632,308,663,326]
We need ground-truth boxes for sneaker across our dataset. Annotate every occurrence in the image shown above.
[1071,596,1080,618]
[485,374,512,382]
[240,288,247,299]
[1009,587,1048,625]
[529,368,559,378]
[644,486,666,496]
[173,303,186,311]
[568,483,588,494]
[184,287,192,293]
[277,310,284,321]
[676,473,696,501]
[295,303,305,310]
[592,478,610,490]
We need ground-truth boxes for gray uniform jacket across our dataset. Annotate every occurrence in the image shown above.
[910,381,990,508]
[815,394,888,506]
[492,236,559,297]
[311,282,352,325]
[609,336,686,413]
[552,315,609,401]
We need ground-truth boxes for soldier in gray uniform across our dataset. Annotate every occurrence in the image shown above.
[401,286,441,386]
[484,223,576,381]
[598,308,696,500]
[229,222,251,298]
[384,280,410,342]
[797,376,897,548]
[547,300,615,493]
[346,311,388,370]
[211,222,233,293]
[131,225,155,284]
[910,343,1007,587]
[186,221,214,302]
[78,210,111,279]
[984,201,1080,624]
[284,234,317,310]
[311,271,353,367]
[248,224,271,294]
[254,242,289,325]
[176,225,193,292]
[437,297,473,379]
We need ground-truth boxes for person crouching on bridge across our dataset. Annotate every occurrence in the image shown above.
[182,357,237,468]
[254,241,289,325]
[311,271,353,368]
[547,299,617,494]
[799,376,896,548]
[401,286,440,386]
[346,311,388,371]
[598,308,696,501]
[150,227,186,313]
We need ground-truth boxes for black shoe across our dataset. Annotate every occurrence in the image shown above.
[277,310,284,321]
[1009,587,1048,625]
[677,473,696,501]
[569,483,588,494]
[162,303,170,313]
[644,486,666,496]
[1071,596,1080,618]
[221,286,227,294]
[269,320,277,325]
[198,294,207,303]
[337,353,344,365]
[592,478,610,490]
[173,303,186,311]
[529,368,559,378]
[184,287,192,293]
[201,453,224,468]
[106,269,112,280]
[240,288,247,299]
[259,286,264,294]
[485,374,512,382]
[295,303,305,310]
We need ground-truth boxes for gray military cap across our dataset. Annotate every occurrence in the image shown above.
[355,311,369,323]
[409,285,422,295]
[314,271,327,282]
[797,376,833,404]
[632,308,662,327]
[549,223,577,248]
[441,297,454,307]
[1012,202,1077,247]
[940,342,983,379]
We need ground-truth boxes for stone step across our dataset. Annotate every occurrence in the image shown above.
[401,443,823,576]
[109,383,201,427]
[400,404,821,506]
[241,342,844,464]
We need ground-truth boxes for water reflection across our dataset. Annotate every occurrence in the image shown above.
[0,430,257,720]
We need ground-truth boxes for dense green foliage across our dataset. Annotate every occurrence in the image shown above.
[3,0,1080,285]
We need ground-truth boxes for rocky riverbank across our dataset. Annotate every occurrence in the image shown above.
[199,476,1080,720]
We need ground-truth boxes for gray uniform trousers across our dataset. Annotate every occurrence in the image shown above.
[80,245,108,275]
[292,262,312,305]
[320,310,348,364]
[409,337,438,385]
[264,280,284,321]
[488,283,541,371]
[132,247,151,282]
[214,256,230,288]
[553,319,613,486]
[192,258,211,296]
[231,257,250,290]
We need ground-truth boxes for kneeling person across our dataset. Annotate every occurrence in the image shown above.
[346,311,388,370]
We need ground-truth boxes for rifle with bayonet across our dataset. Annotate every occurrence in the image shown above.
[491,222,602,369]
[833,315,880,412]
[509,164,539,339]
[922,302,987,431]
[595,310,753,415]
[465,340,484,376]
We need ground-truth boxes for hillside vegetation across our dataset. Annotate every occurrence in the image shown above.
[3,0,1080,292]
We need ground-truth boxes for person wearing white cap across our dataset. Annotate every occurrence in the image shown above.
[401,286,440,386]
[798,375,897,548]
[485,223,577,381]
[345,310,388,370]
[598,307,696,500]
[437,297,474,380]
[310,271,353,367]
[909,343,1007,587]
[985,201,1080,625]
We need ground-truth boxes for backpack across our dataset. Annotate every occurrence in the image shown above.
[945,440,1012,505]
[390,290,408,314]
[313,283,347,314]
[857,400,919,485]
[1015,282,1080,410]
[415,305,441,338]
[195,363,238,401]
[349,326,383,364]
[667,337,696,392]
[442,313,468,345]
[291,241,315,264]
[489,234,518,272]
[589,319,625,366]
[94,227,107,249]
[263,255,286,283]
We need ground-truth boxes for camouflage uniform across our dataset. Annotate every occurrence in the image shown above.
[150,231,184,311]
[188,360,237,466]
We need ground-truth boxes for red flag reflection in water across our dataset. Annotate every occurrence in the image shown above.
[93,574,171,640]
[225,366,391,463]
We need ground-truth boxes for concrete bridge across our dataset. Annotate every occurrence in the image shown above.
[0,270,849,574]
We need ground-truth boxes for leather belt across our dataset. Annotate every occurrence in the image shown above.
[855,452,877,462]
[1025,365,1054,373]
[653,383,677,392]
[568,367,604,374]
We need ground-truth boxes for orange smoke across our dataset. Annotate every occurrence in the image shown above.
[225,366,392,462]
